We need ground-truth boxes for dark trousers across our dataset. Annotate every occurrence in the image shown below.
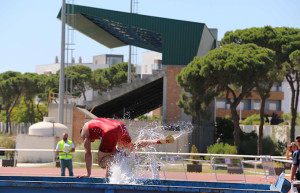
[60,159,73,176]
[296,172,300,192]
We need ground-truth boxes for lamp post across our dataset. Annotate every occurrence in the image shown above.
[58,0,66,124]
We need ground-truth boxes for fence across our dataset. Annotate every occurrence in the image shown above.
[0,148,288,176]
[0,122,31,135]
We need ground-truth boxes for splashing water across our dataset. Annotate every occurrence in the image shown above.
[108,121,193,184]
[108,152,138,184]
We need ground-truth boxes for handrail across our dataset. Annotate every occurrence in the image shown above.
[0,148,286,160]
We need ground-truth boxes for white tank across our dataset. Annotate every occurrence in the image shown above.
[28,117,68,138]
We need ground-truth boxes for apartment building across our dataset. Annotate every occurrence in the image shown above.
[215,83,284,120]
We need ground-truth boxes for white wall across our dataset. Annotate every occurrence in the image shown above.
[35,62,110,75]
[240,124,300,143]
[16,134,59,163]
[141,51,162,75]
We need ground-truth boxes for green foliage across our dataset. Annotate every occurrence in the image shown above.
[240,134,283,156]
[89,62,136,94]
[0,97,48,123]
[205,143,237,160]
[73,140,101,164]
[282,112,300,126]
[57,65,92,101]
[0,134,16,159]
[262,137,282,156]
[189,145,201,164]
[239,131,258,155]
[240,114,267,125]
[221,26,300,65]
[136,115,161,121]
[0,71,24,130]
[177,43,276,149]
[216,117,234,145]
[221,26,300,144]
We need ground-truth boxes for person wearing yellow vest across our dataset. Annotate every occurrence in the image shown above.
[56,133,75,176]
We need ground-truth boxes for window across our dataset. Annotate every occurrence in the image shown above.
[266,100,281,111]
[216,99,226,109]
[270,82,282,91]
[107,56,123,66]
[243,99,251,110]
[253,100,260,110]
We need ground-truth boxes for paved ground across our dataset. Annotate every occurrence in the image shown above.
[0,166,278,184]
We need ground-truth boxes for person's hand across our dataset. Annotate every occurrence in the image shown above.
[157,135,175,144]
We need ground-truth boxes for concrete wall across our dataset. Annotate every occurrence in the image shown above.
[48,103,73,140]
[16,135,58,163]
[240,124,300,143]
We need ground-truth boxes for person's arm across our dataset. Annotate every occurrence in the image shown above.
[286,150,291,159]
[134,140,157,149]
[133,135,175,149]
[291,151,299,181]
[56,143,64,153]
[286,144,292,159]
[71,142,75,153]
[291,164,298,181]
[84,137,92,177]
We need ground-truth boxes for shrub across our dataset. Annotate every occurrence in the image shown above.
[0,134,16,159]
[189,145,201,164]
[239,131,257,155]
[240,114,266,125]
[262,137,281,156]
[240,135,283,156]
[205,143,237,160]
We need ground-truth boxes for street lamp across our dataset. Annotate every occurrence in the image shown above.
[58,0,66,124]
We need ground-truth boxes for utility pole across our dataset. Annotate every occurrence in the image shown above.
[58,0,66,124]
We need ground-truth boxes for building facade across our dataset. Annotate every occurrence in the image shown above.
[35,54,124,75]
[215,83,284,120]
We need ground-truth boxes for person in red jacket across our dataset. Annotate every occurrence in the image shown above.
[79,117,175,177]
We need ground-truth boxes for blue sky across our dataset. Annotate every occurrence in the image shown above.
[1,0,300,74]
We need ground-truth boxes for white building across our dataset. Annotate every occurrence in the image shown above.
[36,54,124,75]
[141,51,162,77]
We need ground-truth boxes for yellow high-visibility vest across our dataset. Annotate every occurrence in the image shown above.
[58,140,73,159]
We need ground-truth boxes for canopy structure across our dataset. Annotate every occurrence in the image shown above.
[58,4,216,65]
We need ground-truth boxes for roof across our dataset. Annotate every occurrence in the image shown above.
[57,4,213,65]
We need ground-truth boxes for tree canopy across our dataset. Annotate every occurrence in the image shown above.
[89,62,136,94]
[0,71,24,132]
[177,43,275,150]
[221,26,300,143]
[0,62,136,133]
